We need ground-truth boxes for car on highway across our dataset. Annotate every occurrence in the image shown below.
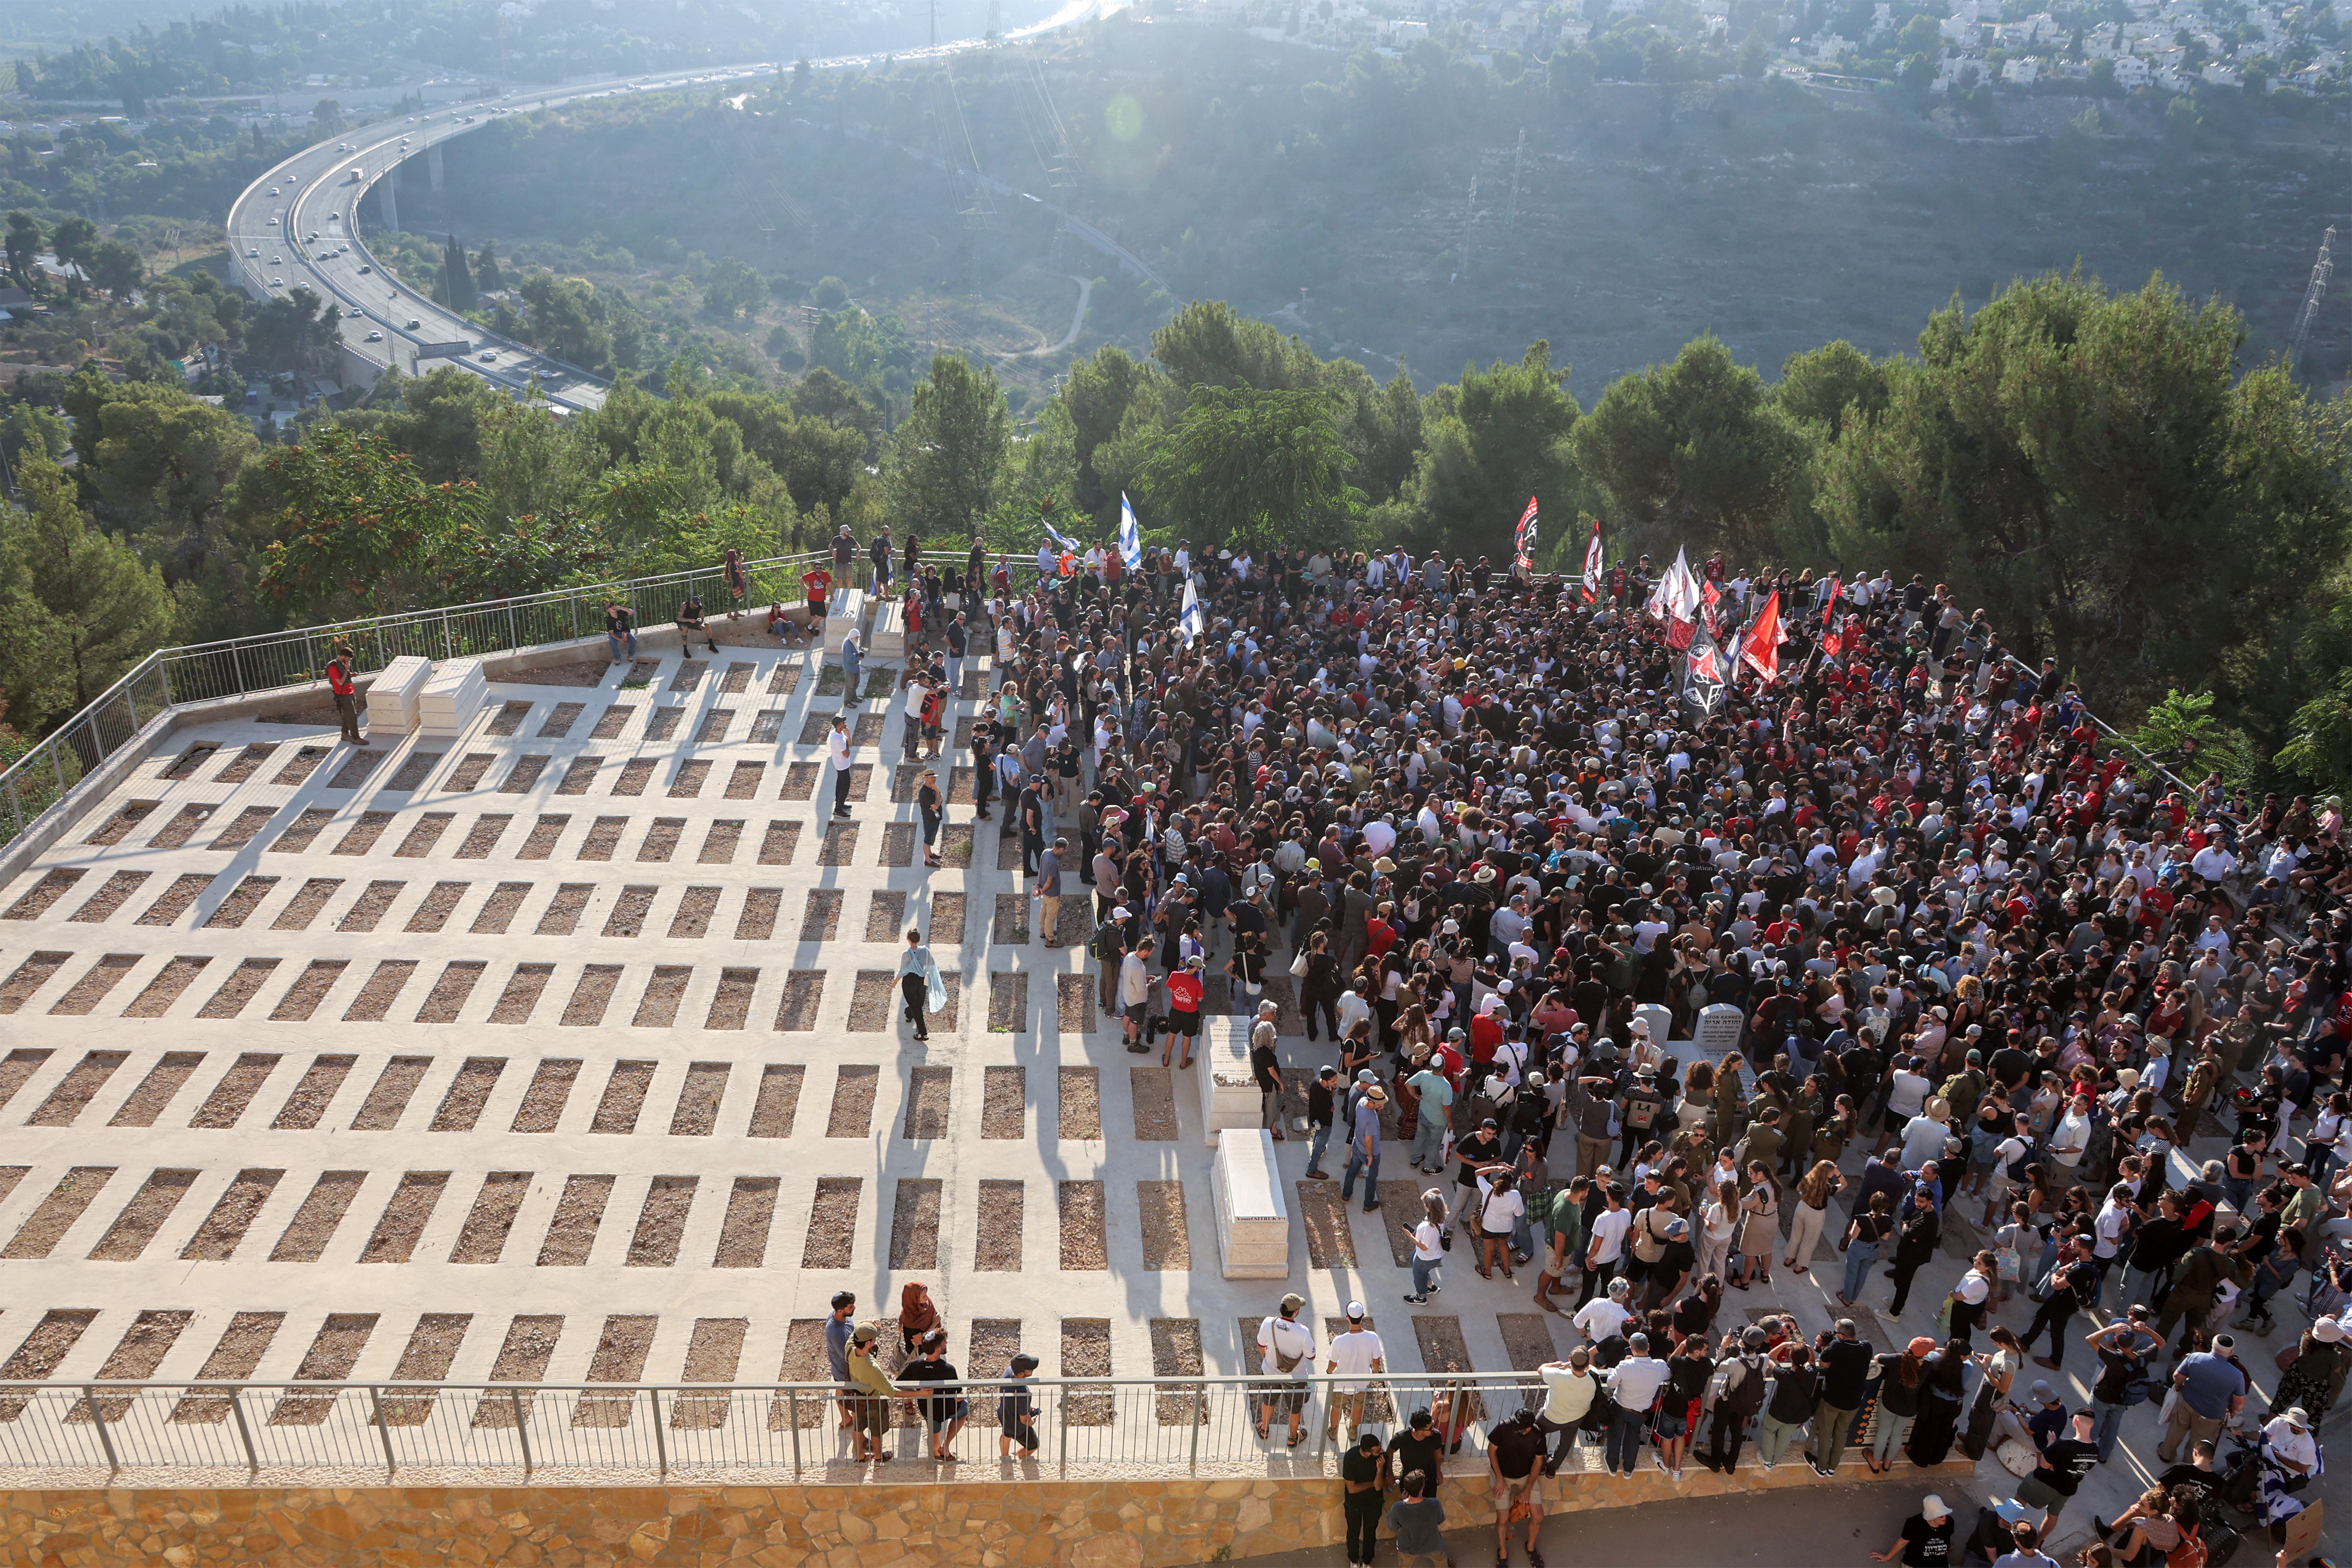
[269,187,280,196]
[269,278,283,287]
[407,318,422,329]
[358,265,371,274]
[347,308,364,318]
[270,256,281,264]
[267,216,278,224]
[365,330,383,342]
[247,247,259,257]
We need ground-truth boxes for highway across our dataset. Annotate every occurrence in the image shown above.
[221,0,1121,414]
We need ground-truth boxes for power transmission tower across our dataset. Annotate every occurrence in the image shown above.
[2292,224,2336,369]
[987,0,1002,42]
[1504,129,1526,231]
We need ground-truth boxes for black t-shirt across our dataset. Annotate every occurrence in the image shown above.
[1488,1419,1546,1479]
[1341,1445,1384,1488]
[1389,1430,1445,1485]
[899,1356,961,1419]
[2034,1436,2100,1495]
[1899,1514,1955,1567]
[2155,1461,2218,1510]
[1820,1337,1875,1407]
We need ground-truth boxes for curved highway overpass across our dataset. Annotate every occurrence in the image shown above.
[222,0,1124,414]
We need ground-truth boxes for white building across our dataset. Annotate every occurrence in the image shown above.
[2001,54,2040,81]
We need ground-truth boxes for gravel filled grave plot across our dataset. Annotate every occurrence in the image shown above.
[0,1167,24,1212]
[673,1318,751,1428]
[47,956,140,1017]
[889,1178,943,1269]
[401,886,475,938]
[267,807,338,854]
[713,1178,777,1268]
[998,830,1025,871]
[721,761,767,800]
[844,762,874,799]
[590,703,639,739]
[667,1062,731,1134]
[668,662,707,693]
[730,887,782,941]
[668,885,721,937]
[630,965,690,1027]
[518,815,571,860]
[1410,1317,1484,1421]
[326,750,390,790]
[28,1051,130,1124]
[499,755,551,794]
[429,1057,508,1130]
[394,813,455,857]
[551,965,620,1028]
[194,957,280,1018]
[0,1311,100,1416]
[201,875,280,929]
[486,701,535,737]
[179,1169,283,1259]
[819,824,860,866]
[613,758,658,795]
[206,807,279,853]
[988,971,1028,1032]
[456,814,514,858]
[385,751,443,791]
[109,1052,207,1126]
[536,1176,613,1265]
[670,758,713,796]
[780,762,820,800]
[801,1177,862,1267]
[2,1169,115,1259]
[974,1180,1024,1271]
[635,818,684,862]
[625,1175,698,1266]
[0,1049,53,1112]
[214,744,278,784]
[697,819,744,863]
[271,877,343,931]
[578,817,627,861]
[524,883,590,938]
[880,822,915,866]
[747,1064,804,1137]
[795,713,834,747]
[748,711,786,745]
[135,872,215,926]
[929,889,967,944]
[269,746,333,786]
[848,971,902,1029]
[825,1064,879,1136]
[865,890,907,941]
[645,708,684,743]
[1057,973,1096,1035]
[471,882,532,935]
[704,968,758,1029]
[757,820,802,865]
[444,753,496,791]
[343,960,419,1021]
[1061,1319,1116,1426]
[1320,1317,1397,1422]
[1498,1312,1563,1371]
[537,701,588,738]
[1139,1181,1192,1270]
[981,1066,1027,1138]
[937,825,973,867]
[267,1170,365,1261]
[148,804,216,850]
[773,969,826,1031]
[770,1323,833,1429]
[271,1055,356,1129]
[799,887,843,942]
[1296,1179,1360,1268]
[490,963,556,1024]
[70,869,151,923]
[1261,973,1305,1036]
[555,757,602,795]
[853,712,886,748]
[515,656,623,689]
[338,880,405,931]
[1374,1183,1426,1264]
[474,1316,565,1426]
[693,709,734,746]
[85,1169,198,1261]
[1059,1180,1109,1270]
[268,959,348,1021]
[350,1056,432,1130]
[718,662,754,694]
[170,1312,285,1423]
[84,800,158,846]
[1130,1067,1180,1141]
[590,1060,658,1132]
[191,1053,283,1127]
[902,1066,952,1139]
[81,1309,195,1420]
[1059,1067,1103,1140]
[603,885,658,938]
[380,1314,472,1426]
[510,1058,582,1129]
[415,960,486,1022]
[767,663,802,696]
[1150,1319,1208,1426]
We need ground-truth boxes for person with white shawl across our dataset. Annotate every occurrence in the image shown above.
[898,927,947,1042]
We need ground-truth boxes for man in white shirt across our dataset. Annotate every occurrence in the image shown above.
[1120,937,1157,1051]
[2189,837,2238,884]
[827,714,855,819]
[2049,1097,2093,1186]
[2263,1406,2318,1477]
[1573,1277,1635,1348]
[1256,1294,1316,1446]
[1602,1333,1671,1478]
[1534,1348,1599,1475]
[1323,1302,1387,1442]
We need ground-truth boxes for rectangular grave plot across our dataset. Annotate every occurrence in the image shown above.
[671,1319,750,1430]
[414,961,486,1024]
[326,810,394,855]
[87,1168,199,1261]
[518,815,570,860]
[267,1170,365,1261]
[846,970,893,1031]
[629,966,689,1027]
[773,969,825,1031]
[135,872,214,926]
[205,807,278,852]
[579,817,627,861]
[455,814,512,858]
[574,1315,657,1428]
[472,1316,564,1426]
[612,759,657,797]
[889,1178,942,1270]
[756,820,801,865]
[697,819,743,864]
[724,762,766,800]
[325,749,389,790]
[404,880,470,933]
[559,964,621,1027]
[350,1057,432,1130]
[1057,973,1096,1036]
[801,1178,861,1268]
[590,1060,658,1132]
[537,883,592,935]
[271,1056,357,1130]
[844,763,875,802]
[644,708,685,743]
[929,893,967,949]
[535,1176,614,1266]
[71,869,151,924]
[634,819,683,863]
[148,804,217,850]
[796,711,833,747]
[511,1058,582,1131]
[826,1064,878,1137]
[78,1310,196,1420]
[379,1314,472,1425]
[863,890,908,944]
[891,765,921,803]
[590,703,637,741]
[1140,1181,1191,1271]
[704,968,757,1030]
[693,1178,773,1272]
[169,1312,285,1424]
[669,759,712,799]
[1061,1181,1109,1272]
[1060,1319,1115,1426]
[626,1176,698,1267]
[555,756,603,795]
[1058,1067,1103,1140]
[430,1057,508,1131]
[693,709,733,745]
[194,957,279,1018]
[1150,1319,1208,1426]
[490,964,555,1024]
[976,1066,1028,1139]
[267,959,347,1021]
[338,881,404,931]
[988,971,1028,1033]
[0,1049,53,1114]
[271,877,343,931]
[498,755,550,794]
[852,712,885,748]
[799,887,842,942]
[1130,1068,1180,1141]
[667,662,706,694]
[179,1169,283,1260]
[1297,1179,1359,1269]
[343,960,418,1022]
[744,1063,805,1140]
[1,1169,114,1260]
[470,881,532,935]
[536,701,587,739]
[213,744,277,784]
[486,700,534,737]
[975,1180,1024,1272]
[200,875,279,929]
[902,1066,951,1140]
[668,886,720,938]
[780,762,820,800]
[0,1310,101,1418]
[1410,1317,1485,1422]
[270,746,334,789]
[880,822,916,868]
[719,662,754,694]
[267,808,337,854]
[191,1053,283,1128]
[998,831,1024,872]
[393,813,455,857]
[110,1051,207,1126]
[603,885,658,938]
[667,1062,732,1137]
[748,711,786,745]
[769,1321,834,1428]
[766,664,802,697]
[28,1050,131,1124]
[384,751,443,792]
[84,801,158,846]
[48,955,140,1017]
[449,1172,531,1264]
[359,1173,449,1263]
[818,823,859,866]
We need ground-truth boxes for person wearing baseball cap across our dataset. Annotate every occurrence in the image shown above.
[1256,1294,1316,1447]
[1325,1303,1388,1445]
[1871,1493,1954,1565]
[842,1322,896,1462]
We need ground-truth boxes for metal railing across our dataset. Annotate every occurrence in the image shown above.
[0,1372,1566,1483]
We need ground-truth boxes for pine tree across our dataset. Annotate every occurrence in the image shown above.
[474,240,502,294]
[444,234,475,312]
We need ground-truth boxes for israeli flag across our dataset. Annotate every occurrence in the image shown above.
[1180,577,1203,646]
[1118,492,1143,572]
[1041,515,1081,555]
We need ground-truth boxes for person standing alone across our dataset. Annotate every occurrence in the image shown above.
[828,714,855,820]
[324,642,361,745]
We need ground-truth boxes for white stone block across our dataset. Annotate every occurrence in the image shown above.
[1213,1128,1292,1279]
[869,599,907,659]
[1201,1016,1259,1146]
[416,657,486,735]
[1634,1003,1675,1055]
[365,655,430,733]
[823,588,868,655]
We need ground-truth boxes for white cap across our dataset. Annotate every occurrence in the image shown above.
[1921,1495,1950,1520]
[1346,1301,1367,1320]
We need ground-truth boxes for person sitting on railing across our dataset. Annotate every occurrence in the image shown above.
[604,602,636,661]
[674,593,716,657]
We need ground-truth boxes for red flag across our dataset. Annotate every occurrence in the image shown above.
[1514,496,1539,573]
[1742,590,1784,684]
[1581,519,1605,603]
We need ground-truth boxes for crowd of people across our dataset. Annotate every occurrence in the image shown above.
[804,526,2352,1564]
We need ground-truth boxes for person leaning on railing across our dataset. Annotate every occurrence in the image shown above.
[843,1323,897,1463]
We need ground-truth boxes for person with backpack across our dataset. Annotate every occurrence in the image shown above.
[2085,1306,2167,1461]
[1700,1326,1771,1474]
[1617,1064,1667,1171]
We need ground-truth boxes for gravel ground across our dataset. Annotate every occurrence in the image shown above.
[192,1053,283,1125]
[511,656,617,688]
[82,801,157,845]
[636,819,683,862]
[1375,1183,1426,1264]
[179,1169,282,1259]
[1138,1181,1191,1271]
[735,887,782,939]
[819,824,860,866]
[590,1062,658,1132]
[479,1314,566,1424]
[938,825,974,867]
[486,701,535,735]
[1499,1311,1565,1371]
[69,869,150,922]
[625,1176,697,1267]
[172,1311,283,1423]
[1059,1067,1102,1140]
[675,1319,751,1426]
[575,1316,655,1426]
[719,662,755,693]
[509,1058,581,1131]
[271,877,342,930]
[501,755,552,793]
[802,1178,861,1267]
[0,951,68,1012]
[207,807,278,852]
[449,1172,530,1263]
[443,753,495,791]
[624,963,683,1025]
[801,887,843,941]
[613,758,657,795]
[693,711,733,745]
[930,888,967,941]
[988,971,1027,1032]
[268,744,333,784]
[706,967,758,1029]
[0,1051,50,1112]
[1130,1067,1180,1141]
[644,709,684,743]
[1059,1180,1108,1270]
[969,1319,1024,1378]
[555,757,603,795]
[670,756,713,793]
[536,1177,613,1265]
[338,880,405,931]
[866,889,907,940]
[351,1058,430,1129]
[579,817,626,860]
[27,1052,127,1124]
[380,1314,472,1426]
[270,1055,356,1130]
[797,711,835,745]
[1410,1316,1484,1422]
[147,803,213,849]
[537,701,588,737]
[768,663,802,695]
[775,970,826,1031]
[602,885,657,938]
[668,1062,731,1134]
[195,957,279,1018]
[826,1065,879,1137]
[429,1058,507,1131]
[782,761,820,799]
[136,873,215,928]
[359,1172,450,1262]
[0,1312,96,1414]
[1296,1180,1359,1269]
[343,959,418,1021]
[269,808,338,854]
[889,1178,943,1269]
[748,1065,804,1137]
[1151,1319,1207,1426]
[975,1180,1024,1271]
[87,1168,196,1260]
[330,810,396,854]
[902,1066,952,1139]
[327,749,389,789]
[490,964,555,1024]
[992,893,1030,945]
[881,822,915,867]
[668,886,720,938]
[998,830,1025,871]
[697,820,743,863]
[536,882,592,934]
[107,1052,205,1125]
[267,1170,365,1262]
[416,961,486,1023]
[1060,1319,1114,1426]
[713,1180,777,1268]
[473,882,532,934]
[84,1309,194,1420]
[403,880,469,933]
[394,814,454,857]
[213,742,278,783]
[48,957,138,1016]
[591,703,639,739]
[456,813,513,857]
[981,1065,1026,1138]
[725,760,767,799]
[386,751,443,790]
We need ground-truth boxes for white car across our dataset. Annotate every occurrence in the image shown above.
[348,308,364,318]
[358,265,371,274]
[270,256,282,264]
[269,186,280,196]
[268,216,278,225]
[246,247,259,257]
[479,351,498,361]
[365,330,384,341]
[269,277,283,287]
[407,318,422,329]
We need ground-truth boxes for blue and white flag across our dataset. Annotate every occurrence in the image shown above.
[1040,515,1081,555]
[1118,492,1143,572]
[1180,577,1203,646]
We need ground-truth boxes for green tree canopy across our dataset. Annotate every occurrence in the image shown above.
[891,352,1011,540]
[1142,383,1361,552]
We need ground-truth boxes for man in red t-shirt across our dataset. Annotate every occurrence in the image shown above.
[1163,955,1206,1070]
[802,565,833,624]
